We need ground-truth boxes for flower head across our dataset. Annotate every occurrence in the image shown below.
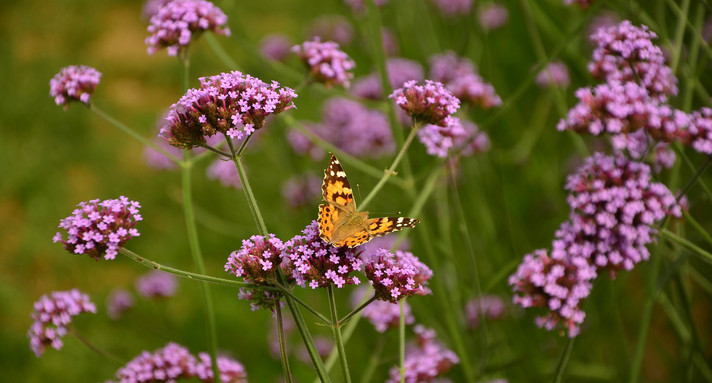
[28,289,96,357]
[283,221,363,289]
[259,34,292,62]
[162,71,297,149]
[418,119,470,158]
[106,289,134,320]
[53,197,142,260]
[49,65,102,109]
[195,353,247,383]
[352,287,414,332]
[351,58,424,100]
[536,61,570,88]
[390,80,461,127]
[428,52,501,110]
[145,0,230,56]
[136,270,178,299]
[282,173,322,208]
[111,343,196,382]
[306,15,354,46]
[479,3,509,31]
[225,234,285,283]
[292,38,356,88]
[387,325,459,382]
[432,0,474,17]
[207,158,243,189]
[465,295,506,329]
[364,249,432,302]
[429,51,476,85]
[687,107,712,155]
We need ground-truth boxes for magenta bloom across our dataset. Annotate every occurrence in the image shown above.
[390,80,461,127]
[282,173,322,208]
[259,34,292,62]
[351,58,424,100]
[429,51,476,85]
[106,289,134,320]
[283,221,363,289]
[207,158,243,189]
[465,295,506,329]
[28,289,96,357]
[111,343,196,382]
[687,107,712,155]
[432,0,473,17]
[387,325,459,382]
[195,353,247,383]
[161,71,297,149]
[306,15,354,46]
[225,234,285,283]
[352,287,414,332]
[417,118,488,158]
[145,0,230,56]
[610,130,676,171]
[428,52,501,110]
[364,249,432,303]
[455,120,491,156]
[136,270,178,299]
[479,3,509,31]
[53,197,142,260]
[292,38,356,88]
[589,20,677,100]
[49,65,101,109]
[536,61,570,88]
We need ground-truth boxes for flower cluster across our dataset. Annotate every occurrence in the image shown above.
[225,234,285,283]
[432,0,473,17]
[429,51,501,110]
[106,289,134,320]
[161,71,297,149]
[364,249,432,302]
[207,158,243,189]
[53,197,142,260]
[292,38,356,88]
[465,295,506,329]
[589,20,677,100]
[418,119,490,158]
[283,221,363,289]
[536,61,570,88]
[387,325,459,383]
[145,0,230,56]
[687,108,712,155]
[49,65,102,109]
[109,342,246,383]
[282,173,322,208]
[259,34,292,62]
[353,288,415,332]
[390,80,461,127]
[351,58,424,100]
[479,3,509,31]
[136,270,178,299]
[306,16,354,46]
[28,289,96,357]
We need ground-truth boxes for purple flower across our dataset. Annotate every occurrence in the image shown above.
[225,234,285,283]
[362,236,410,255]
[455,120,491,156]
[352,287,414,332]
[429,51,477,86]
[564,0,596,8]
[364,249,432,303]
[142,0,172,19]
[686,107,712,155]
[136,270,178,299]
[589,20,677,100]
[610,130,676,172]
[432,0,473,17]
[145,114,225,170]
[237,288,284,312]
[195,353,247,383]
[387,325,459,382]
[292,38,356,88]
[418,120,469,158]
[110,343,196,382]
[49,65,102,109]
[587,12,620,39]
[282,173,322,208]
[207,158,243,189]
[53,197,142,260]
[390,80,461,127]
[259,34,292,62]
[145,0,230,56]
[479,3,509,31]
[344,0,388,13]
[351,58,424,100]
[162,71,297,149]
[28,289,96,357]
[106,289,134,320]
[306,15,354,46]
[428,52,501,110]
[465,295,506,329]
[535,61,570,88]
[282,221,363,289]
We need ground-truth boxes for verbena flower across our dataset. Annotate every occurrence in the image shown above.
[387,325,459,383]
[259,34,292,62]
[145,0,230,56]
[195,353,247,383]
[111,343,196,382]
[28,289,96,357]
[429,51,476,85]
[428,52,501,110]
[432,0,473,17]
[292,38,356,88]
[363,236,410,254]
[455,120,491,156]
[283,221,363,289]
[686,107,712,155]
[352,287,414,332]
[509,248,596,337]
[589,20,677,100]
[136,270,178,299]
[207,159,243,189]
[536,61,570,88]
[351,58,424,100]
[587,12,620,39]
[49,65,102,109]
[390,80,461,127]
[53,197,142,260]
[225,234,285,283]
[564,0,596,9]
[418,121,469,158]
[142,0,172,19]
[610,130,676,171]
[479,3,509,31]
[364,249,432,303]
[282,173,322,208]
[465,295,506,329]
[145,115,225,170]
[306,15,354,46]
[106,289,134,320]
[344,0,388,14]
[161,71,297,149]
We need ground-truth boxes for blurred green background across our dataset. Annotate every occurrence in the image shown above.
[1,0,711,382]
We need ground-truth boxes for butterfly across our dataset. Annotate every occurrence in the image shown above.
[318,153,419,248]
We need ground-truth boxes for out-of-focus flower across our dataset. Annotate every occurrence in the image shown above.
[479,3,509,31]
[381,27,399,56]
[106,289,134,320]
[283,221,363,289]
[564,0,595,9]
[195,353,247,383]
[136,270,178,299]
[49,65,102,109]
[587,11,620,39]
[306,15,354,46]
[259,34,293,62]
[207,158,243,189]
[344,0,388,14]
[351,58,424,100]
[145,0,230,56]
[609,130,676,171]
[429,51,501,110]
[386,325,459,382]
[142,0,172,19]
[429,51,476,86]
[535,61,570,88]
[390,80,461,127]
[364,249,432,302]
[282,173,322,208]
[418,121,469,158]
[465,295,506,329]
[28,289,96,357]
[352,287,414,332]
[292,38,356,88]
[53,197,142,260]
[686,107,712,155]
[296,336,333,364]
[455,120,491,156]
[162,71,296,149]
[432,0,473,17]
[362,236,410,254]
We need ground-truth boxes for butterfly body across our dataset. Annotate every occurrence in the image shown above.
[318,153,419,248]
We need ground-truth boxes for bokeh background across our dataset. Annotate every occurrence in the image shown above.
[1,0,712,382]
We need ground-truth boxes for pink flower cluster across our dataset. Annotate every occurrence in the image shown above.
[49,65,102,109]
[259,34,292,62]
[161,71,297,149]
[136,270,178,299]
[364,249,432,303]
[352,287,415,332]
[479,3,509,31]
[106,289,134,320]
[351,58,424,100]
[429,51,501,110]
[465,295,506,329]
[387,325,459,382]
[687,108,712,155]
[53,196,142,260]
[536,61,570,88]
[418,119,489,158]
[225,234,285,284]
[390,80,461,128]
[306,16,354,46]
[109,342,246,383]
[28,289,96,357]
[145,0,231,56]
[281,173,322,208]
[292,38,356,88]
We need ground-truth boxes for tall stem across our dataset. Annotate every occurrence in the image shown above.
[552,337,575,383]
[276,303,294,383]
[69,328,124,364]
[328,285,351,382]
[399,299,406,383]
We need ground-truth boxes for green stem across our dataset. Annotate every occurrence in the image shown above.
[275,303,294,383]
[69,328,124,364]
[204,33,239,70]
[552,337,575,383]
[339,295,376,325]
[89,105,182,165]
[660,229,712,265]
[359,336,385,383]
[198,143,232,158]
[275,283,331,325]
[226,138,268,234]
[682,210,712,248]
[328,285,351,383]
[392,165,444,250]
[399,299,406,383]
[286,294,332,382]
[359,124,420,211]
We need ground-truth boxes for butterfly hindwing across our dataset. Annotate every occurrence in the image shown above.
[321,153,355,209]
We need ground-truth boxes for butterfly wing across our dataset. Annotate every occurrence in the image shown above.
[321,153,355,210]
[340,217,420,248]
[318,203,341,244]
